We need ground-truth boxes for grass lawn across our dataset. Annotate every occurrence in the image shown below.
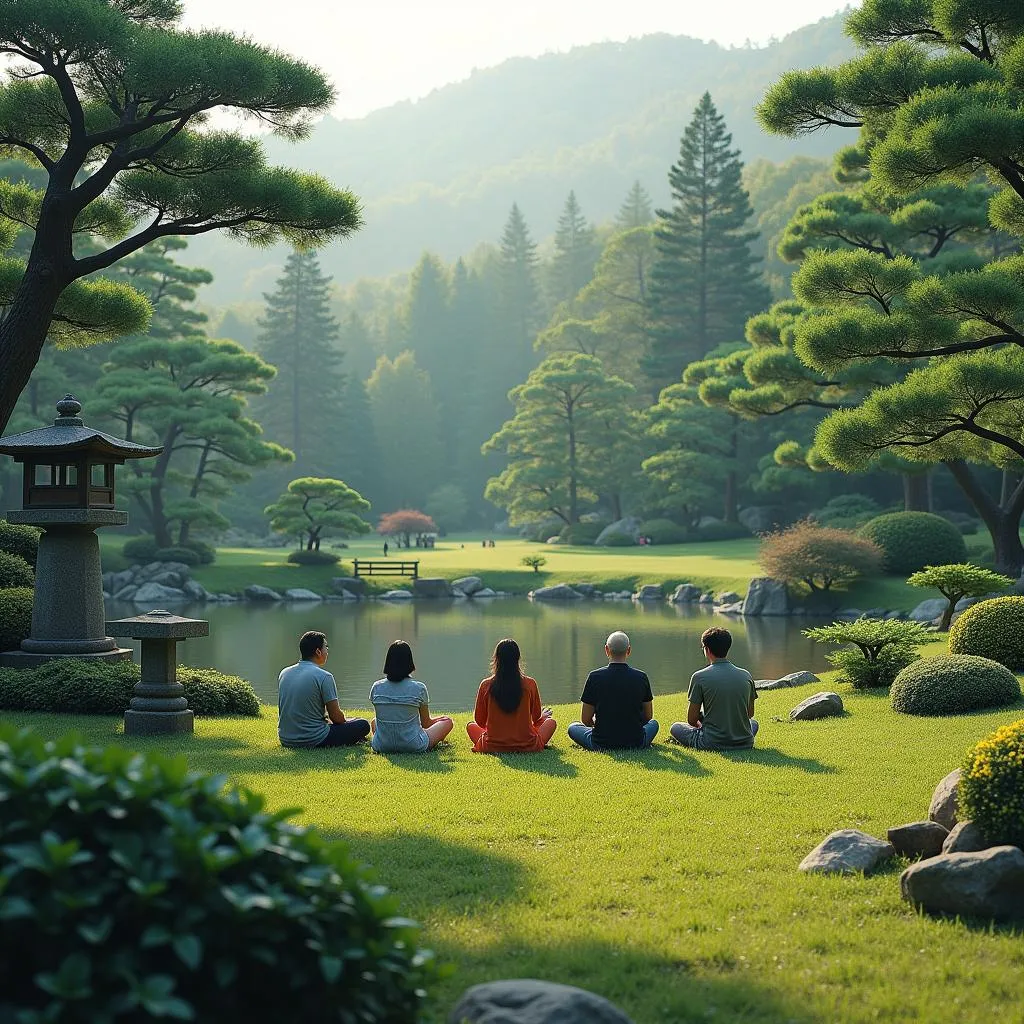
[8,657,1024,1023]
[100,533,923,610]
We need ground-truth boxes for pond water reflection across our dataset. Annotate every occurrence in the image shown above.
[106,598,832,711]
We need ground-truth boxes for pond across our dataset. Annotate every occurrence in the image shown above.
[105,598,833,711]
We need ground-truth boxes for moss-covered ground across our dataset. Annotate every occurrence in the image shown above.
[7,654,1024,1024]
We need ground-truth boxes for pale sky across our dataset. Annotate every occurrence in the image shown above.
[181,0,854,120]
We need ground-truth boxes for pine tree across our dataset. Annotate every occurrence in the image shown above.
[549,191,598,306]
[256,250,345,476]
[645,93,770,394]
[616,182,654,230]
[498,203,540,383]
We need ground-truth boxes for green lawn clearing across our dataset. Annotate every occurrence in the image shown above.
[101,533,923,610]
[8,664,1023,1023]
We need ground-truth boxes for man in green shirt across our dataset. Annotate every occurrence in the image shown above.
[670,627,758,750]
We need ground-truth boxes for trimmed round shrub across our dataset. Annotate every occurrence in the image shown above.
[287,549,341,566]
[0,661,261,716]
[122,535,160,563]
[890,654,1022,715]
[690,521,751,542]
[0,519,41,567]
[0,727,435,1023]
[859,511,967,574]
[183,538,217,564]
[638,518,689,544]
[601,530,636,547]
[154,545,202,566]
[558,520,608,545]
[961,718,1024,848]
[948,595,1024,670]
[0,550,34,588]
[0,587,33,652]
[811,494,882,530]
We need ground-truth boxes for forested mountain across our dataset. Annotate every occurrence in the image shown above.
[189,14,853,301]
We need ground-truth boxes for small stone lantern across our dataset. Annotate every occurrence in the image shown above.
[0,395,162,667]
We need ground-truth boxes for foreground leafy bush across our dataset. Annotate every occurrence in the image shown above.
[0,550,34,588]
[961,719,1024,848]
[890,654,1022,715]
[0,661,261,716]
[0,728,435,1023]
[0,587,33,652]
[906,564,1013,630]
[0,519,41,567]
[122,535,160,563]
[804,618,933,688]
[287,549,341,566]
[948,596,1024,670]
[859,512,967,574]
[760,520,883,591]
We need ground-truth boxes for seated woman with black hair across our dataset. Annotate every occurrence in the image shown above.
[467,638,557,753]
[369,641,453,753]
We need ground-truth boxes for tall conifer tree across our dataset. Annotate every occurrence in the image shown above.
[256,250,344,476]
[498,203,540,383]
[549,191,598,306]
[645,93,770,394]
[616,182,654,229]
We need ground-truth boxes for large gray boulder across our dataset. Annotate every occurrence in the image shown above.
[571,582,598,597]
[110,569,135,594]
[928,769,961,830]
[244,584,282,602]
[799,829,895,874]
[380,589,413,600]
[530,583,583,601]
[452,576,484,596]
[633,584,663,601]
[449,980,635,1024]
[715,591,741,605]
[149,570,185,589]
[112,584,139,602]
[182,580,210,602]
[942,821,990,855]
[284,588,322,601]
[757,670,821,691]
[595,517,641,546]
[909,598,947,623]
[900,846,1024,922]
[887,821,949,859]
[413,578,452,598]
[741,578,790,616]
[132,582,189,604]
[789,691,844,721]
[330,576,366,597]
[669,583,702,603]
[475,587,497,598]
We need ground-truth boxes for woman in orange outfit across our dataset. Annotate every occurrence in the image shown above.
[467,638,557,753]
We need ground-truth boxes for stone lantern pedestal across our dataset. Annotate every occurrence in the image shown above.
[107,610,209,736]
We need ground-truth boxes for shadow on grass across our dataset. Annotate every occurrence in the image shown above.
[719,746,836,774]
[324,830,529,915]
[374,745,457,774]
[597,744,713,777]
[488,747,579,777]
[430,936,823,1024]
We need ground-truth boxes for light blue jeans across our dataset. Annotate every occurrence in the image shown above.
[567,720,659,751]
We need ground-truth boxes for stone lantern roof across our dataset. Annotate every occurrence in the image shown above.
[0,395,162,459]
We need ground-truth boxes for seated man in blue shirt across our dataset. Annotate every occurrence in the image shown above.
[277,630,370,748]
[567,631,659,750]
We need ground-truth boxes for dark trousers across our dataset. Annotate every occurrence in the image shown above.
[317,719,371,747]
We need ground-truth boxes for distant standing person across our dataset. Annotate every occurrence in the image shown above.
[670,627,758,750]
[277,631,370,748]
[467,638,557,753]
[369,641,453,753]
[568,631,658,751]
[383,540,389,557]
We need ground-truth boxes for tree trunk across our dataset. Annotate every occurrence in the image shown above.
[991,515,1024,578]
[723,419,739,522]
[567,400,578,524]
[902,472,929,512]
[147,425,180,549]
[944,459,1024,576]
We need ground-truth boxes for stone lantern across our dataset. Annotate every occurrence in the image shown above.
[0,395,162,667]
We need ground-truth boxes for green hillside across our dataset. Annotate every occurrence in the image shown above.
[190,14,853,300]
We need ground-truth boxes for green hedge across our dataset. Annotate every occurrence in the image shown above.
[0,727,435,1023]
[961,718,1024,848]
[287,549,341,566]
[948,595,1024,670]
[638,518,689,544]
[0,660,261,716]
[558,520,609,545]
[890,654,1022,715]
[859,511,967,574]
[0,587,33,652]
[600,530,636,547]
[0,520,40,567]
[0,550,33,588]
